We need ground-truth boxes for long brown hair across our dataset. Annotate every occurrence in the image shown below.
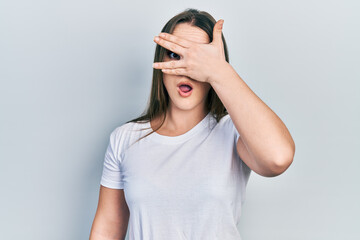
[126,8,231,142]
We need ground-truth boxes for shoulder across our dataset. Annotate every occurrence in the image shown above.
[215,114,235,129]
[110,121,136,139]
[212,113,240,139]
[108,120,150,153]
[218,113,231,123]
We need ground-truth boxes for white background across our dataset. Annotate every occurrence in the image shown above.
[0,0,359,239]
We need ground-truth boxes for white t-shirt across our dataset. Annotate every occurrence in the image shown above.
[100,112,252,239]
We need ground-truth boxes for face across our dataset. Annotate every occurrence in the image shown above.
[161,23,212,112]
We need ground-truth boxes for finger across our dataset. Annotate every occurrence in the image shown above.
[158,32,192,48]
[153,60,186,69]
[154,36,185,56]
[161,68,187,75]
[211,19,224,46]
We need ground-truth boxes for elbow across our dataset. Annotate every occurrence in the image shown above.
[272,156,294,176]
[269,146,295,177]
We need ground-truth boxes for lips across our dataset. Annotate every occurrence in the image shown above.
[177,81,193,97]
[177,81,193,89]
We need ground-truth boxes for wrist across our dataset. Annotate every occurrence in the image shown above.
[208,61,234,85]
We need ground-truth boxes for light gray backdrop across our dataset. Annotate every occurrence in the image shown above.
[0,0,359,239]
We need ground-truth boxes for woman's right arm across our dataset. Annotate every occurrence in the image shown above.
[89,185,130,240]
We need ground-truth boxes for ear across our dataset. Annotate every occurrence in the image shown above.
[212,19,224,46]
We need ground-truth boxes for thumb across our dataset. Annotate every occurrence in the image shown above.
[212,19,224,46]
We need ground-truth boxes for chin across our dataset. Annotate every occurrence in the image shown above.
[172,96,203,111]
[176,103,199,111]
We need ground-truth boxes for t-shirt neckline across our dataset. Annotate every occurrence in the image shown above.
[147,112,211,144]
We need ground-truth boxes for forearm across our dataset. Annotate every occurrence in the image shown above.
[209,61,295,169]
[89,215,127,240]
[90,229,124,240]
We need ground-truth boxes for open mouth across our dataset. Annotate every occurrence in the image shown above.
[178,84,193,93]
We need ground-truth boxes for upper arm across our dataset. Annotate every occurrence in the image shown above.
[236,136,281,177]
[225,114,280,178]
[90,185,130,240]
[90,127,129,239]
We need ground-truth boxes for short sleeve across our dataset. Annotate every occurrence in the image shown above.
[225,114,240,144]
[225,114,252,188]
[233,123,240,144]
[100,129,125,189]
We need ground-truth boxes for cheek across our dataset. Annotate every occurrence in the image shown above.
[162,74,178,91]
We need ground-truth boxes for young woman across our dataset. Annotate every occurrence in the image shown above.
[90,8,295,240]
